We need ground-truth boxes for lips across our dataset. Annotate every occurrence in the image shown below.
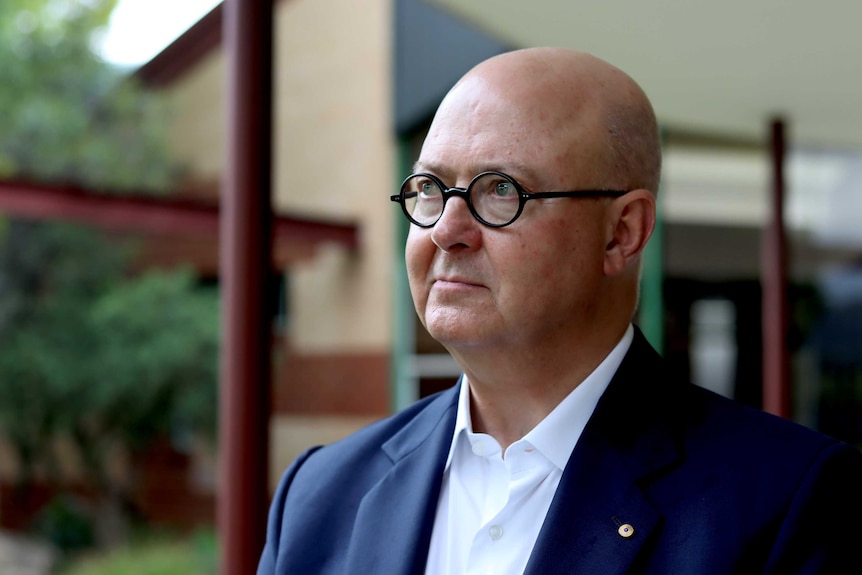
[431,260,487,289]
[435,276,483,287]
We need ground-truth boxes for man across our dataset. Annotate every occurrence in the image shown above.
[258,48,862,574]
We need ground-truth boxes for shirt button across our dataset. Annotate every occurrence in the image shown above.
[489,525,504,540]
[472,442,485,456]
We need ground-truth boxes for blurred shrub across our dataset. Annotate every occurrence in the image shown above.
[57,530,218,575]
[30,495,95,554]
[0,222,219,490]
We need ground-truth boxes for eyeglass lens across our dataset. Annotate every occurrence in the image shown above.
[402,173,521,226]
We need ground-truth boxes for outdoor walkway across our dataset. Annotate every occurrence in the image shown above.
[0,530,57,575]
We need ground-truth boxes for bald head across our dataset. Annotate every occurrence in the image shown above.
[434,47,661,194]
[408,47,659,383]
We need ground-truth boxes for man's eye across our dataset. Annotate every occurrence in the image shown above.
[494,182,514,197]
[419,182,438,197]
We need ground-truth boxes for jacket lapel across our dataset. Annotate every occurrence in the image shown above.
[343,382,459,575]
[525,329,683,575]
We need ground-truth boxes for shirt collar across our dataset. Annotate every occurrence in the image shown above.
[444,374,474,469]
[444,324,634,470]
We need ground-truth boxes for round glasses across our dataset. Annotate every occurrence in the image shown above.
[390,171,628,228]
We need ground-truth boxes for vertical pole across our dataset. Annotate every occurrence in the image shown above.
[638,127,665,355]
[762,118,790,418]
[639,177,665,355]
[219,0,273,573]
[391,138,417,411]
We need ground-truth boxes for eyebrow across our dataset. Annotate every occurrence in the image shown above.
[411,161,543,184]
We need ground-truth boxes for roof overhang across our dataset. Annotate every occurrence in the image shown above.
[427,0,862,150]
[0,179,359,270]
[135,3,224,88]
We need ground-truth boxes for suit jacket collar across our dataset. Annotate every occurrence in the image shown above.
[344,382,460,575]
[525,327,682,574]
[345,328,682,575]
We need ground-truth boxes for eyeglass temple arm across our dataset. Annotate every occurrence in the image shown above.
[527,190,628,199]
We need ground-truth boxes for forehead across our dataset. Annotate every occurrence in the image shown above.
[417,76,602,185]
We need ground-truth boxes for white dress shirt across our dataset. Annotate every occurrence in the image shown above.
[424,325,634,575]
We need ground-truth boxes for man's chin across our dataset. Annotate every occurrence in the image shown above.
[425,322,489,350]
[423,302,499,343]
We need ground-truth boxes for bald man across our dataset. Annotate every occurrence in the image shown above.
[258,48,862,574]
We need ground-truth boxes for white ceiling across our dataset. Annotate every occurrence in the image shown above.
[428,0,862,150]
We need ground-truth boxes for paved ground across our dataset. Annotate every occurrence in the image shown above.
[0,530,58,575]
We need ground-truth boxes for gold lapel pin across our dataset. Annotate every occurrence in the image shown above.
[612,516,635,538]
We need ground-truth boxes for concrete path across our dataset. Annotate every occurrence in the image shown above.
[0,530,58,575]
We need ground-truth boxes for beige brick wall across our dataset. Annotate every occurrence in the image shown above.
[161,0,396,354]
[163,48,225,183]
[274,0,395,353]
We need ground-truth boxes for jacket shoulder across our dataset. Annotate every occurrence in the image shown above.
[258,384,459,573]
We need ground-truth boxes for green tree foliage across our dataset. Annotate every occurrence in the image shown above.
[0,221,129,482]
[0,221,219,487]
[0,0,175,192]
[0,0,219,544]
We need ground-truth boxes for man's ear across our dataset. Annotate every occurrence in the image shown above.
[603,189,656,276]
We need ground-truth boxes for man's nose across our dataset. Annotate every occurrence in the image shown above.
[430,194,481,252]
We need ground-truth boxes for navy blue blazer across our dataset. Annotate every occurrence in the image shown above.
[258,330,862,574]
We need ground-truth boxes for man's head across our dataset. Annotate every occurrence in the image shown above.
[404,47,660,360]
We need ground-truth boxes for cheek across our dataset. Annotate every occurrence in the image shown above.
[405,232,433,307]
[524,216,578,266]
[511,217,603,291]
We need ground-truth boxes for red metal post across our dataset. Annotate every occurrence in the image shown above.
[219,0,273,573]
[762,118,791,418]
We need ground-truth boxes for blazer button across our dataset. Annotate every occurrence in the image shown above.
[618,524,634,538]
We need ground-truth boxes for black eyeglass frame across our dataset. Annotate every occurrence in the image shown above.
[390,171,629,228]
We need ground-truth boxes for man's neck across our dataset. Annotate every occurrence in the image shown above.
[450,324,630,449]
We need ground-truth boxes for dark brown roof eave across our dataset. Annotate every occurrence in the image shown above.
[134,0,293,88]
[134,3,224,88]
[0,178,359,252]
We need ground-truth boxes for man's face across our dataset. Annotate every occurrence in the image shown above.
[405,76,613,353]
